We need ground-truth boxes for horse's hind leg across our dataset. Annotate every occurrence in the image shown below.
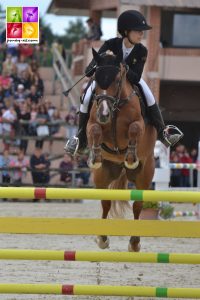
[128,154,155,252]
[93,161,122,249]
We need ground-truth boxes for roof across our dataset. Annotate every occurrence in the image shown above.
[120,0,200,8]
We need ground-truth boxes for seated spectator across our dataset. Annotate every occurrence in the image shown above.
[16,54,30,76]
[44,99,56,118]
[2,53,17,77]
[31,72,44,97]
[14,84,27,104]
[28,102,38,136]
[85,18,102,41]
[48,108,63,153]
[65,105,78,139]
[9,150,29,185]
[59,153,73,184]
[76,154,90,186]
[18,44,34,59]
[26,84,41,104]
[17,70,32,91]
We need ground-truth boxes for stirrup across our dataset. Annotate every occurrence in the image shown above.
[64,136,79,156]
[163,125,184,147]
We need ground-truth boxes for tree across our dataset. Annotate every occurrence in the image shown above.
[59,19,87,49]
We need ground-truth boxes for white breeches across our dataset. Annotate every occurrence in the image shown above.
[139,78,156,107]
[80,78,155,113]
[80,81,96,113]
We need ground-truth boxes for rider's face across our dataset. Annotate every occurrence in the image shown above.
[126,30,144,44]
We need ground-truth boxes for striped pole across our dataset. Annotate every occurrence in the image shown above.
[0,284,199,297]
[0,249,200,264]
[0,187,200,203]
[169,163,200,170]
[0,217,199,237]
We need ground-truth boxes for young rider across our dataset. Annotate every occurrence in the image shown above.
[65,10,183,156]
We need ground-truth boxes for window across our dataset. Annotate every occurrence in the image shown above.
[160,11,200,48]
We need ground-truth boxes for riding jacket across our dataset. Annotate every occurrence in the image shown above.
[85,37,148,86]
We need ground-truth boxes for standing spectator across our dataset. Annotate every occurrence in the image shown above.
[30,147,49,201]
[2,106,17,150]
[35,103,50,149]
[0,149,11,187]
[2,53,17,77]
[18,102,31,153]
[85,18,102,41]
[190,148,198,187]
[9,150,29,185]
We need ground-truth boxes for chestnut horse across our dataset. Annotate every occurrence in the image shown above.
[87,49,157,251]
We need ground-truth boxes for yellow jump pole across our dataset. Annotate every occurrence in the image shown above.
[0,187,200,203]
[0,218,199,237]
[0,249,200,264]
[0,284,199,297]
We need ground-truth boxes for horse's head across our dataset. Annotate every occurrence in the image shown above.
[92,48,124,124]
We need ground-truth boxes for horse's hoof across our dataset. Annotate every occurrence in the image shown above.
[128,242,141,252]
[88,160,102,169]
[95,236,110,249]
[124,159,139,170]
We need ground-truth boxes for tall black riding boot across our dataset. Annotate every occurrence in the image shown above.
[148,103,183,147]
[64,112,89,156]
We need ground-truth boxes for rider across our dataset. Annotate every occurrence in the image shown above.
[65,10,183,156]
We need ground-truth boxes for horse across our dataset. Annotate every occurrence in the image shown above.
[86,48,157,251]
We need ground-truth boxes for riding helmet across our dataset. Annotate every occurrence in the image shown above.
[117,10,152,36]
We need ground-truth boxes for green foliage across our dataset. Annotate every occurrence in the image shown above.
[160,204,174,219]
[60,19,87,48]
[142,201,160,209]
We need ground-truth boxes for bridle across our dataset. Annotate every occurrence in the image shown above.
[93,62,136,154]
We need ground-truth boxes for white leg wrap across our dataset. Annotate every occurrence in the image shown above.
[139,78,156,107]
[80,81,96,113]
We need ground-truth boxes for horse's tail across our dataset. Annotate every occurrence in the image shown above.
[108,169,131,218]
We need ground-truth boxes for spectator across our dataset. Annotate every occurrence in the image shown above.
[26,84,41,104]
[9,150,29,185]
[16,54,30,76]
[59,153,73,184]
[31,72,44,97]
[2,53,17,77]
[0,149,11,188]
[65,105,78,139]
[170,153,181,187]
[190,148,198,187]
[30,147,49,200]
[76,154,90,186]
[35,103,50,149]
[14,84,27,104]
[2,105,17,150]
[85,18,102,41]
[18,102,31,153]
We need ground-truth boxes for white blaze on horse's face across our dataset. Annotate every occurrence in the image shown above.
[97,90,111,124]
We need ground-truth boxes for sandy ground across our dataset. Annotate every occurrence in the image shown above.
[0,200,199,300]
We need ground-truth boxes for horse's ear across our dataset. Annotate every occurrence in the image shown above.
[115,51,123,65]
[92,48,101,64]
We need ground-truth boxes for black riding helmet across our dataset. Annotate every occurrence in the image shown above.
[118,10,152,37]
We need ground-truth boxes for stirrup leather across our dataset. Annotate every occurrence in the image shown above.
[163,125,184,147]
[64,136,79,156]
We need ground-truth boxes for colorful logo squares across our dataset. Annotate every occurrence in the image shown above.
[6,6,39,44]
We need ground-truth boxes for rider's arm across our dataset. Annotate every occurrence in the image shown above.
[126,44,147,85]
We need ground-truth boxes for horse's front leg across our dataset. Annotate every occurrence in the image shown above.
[87,123,103,169]
[124,121,143,169]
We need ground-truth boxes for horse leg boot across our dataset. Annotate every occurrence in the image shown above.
[124,121,142,169]
[87,123,103,169]
[64,112,89,156]
[148,103,183,147]
[128,201,143,252]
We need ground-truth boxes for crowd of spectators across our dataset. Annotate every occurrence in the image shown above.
[170,144,198,187]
